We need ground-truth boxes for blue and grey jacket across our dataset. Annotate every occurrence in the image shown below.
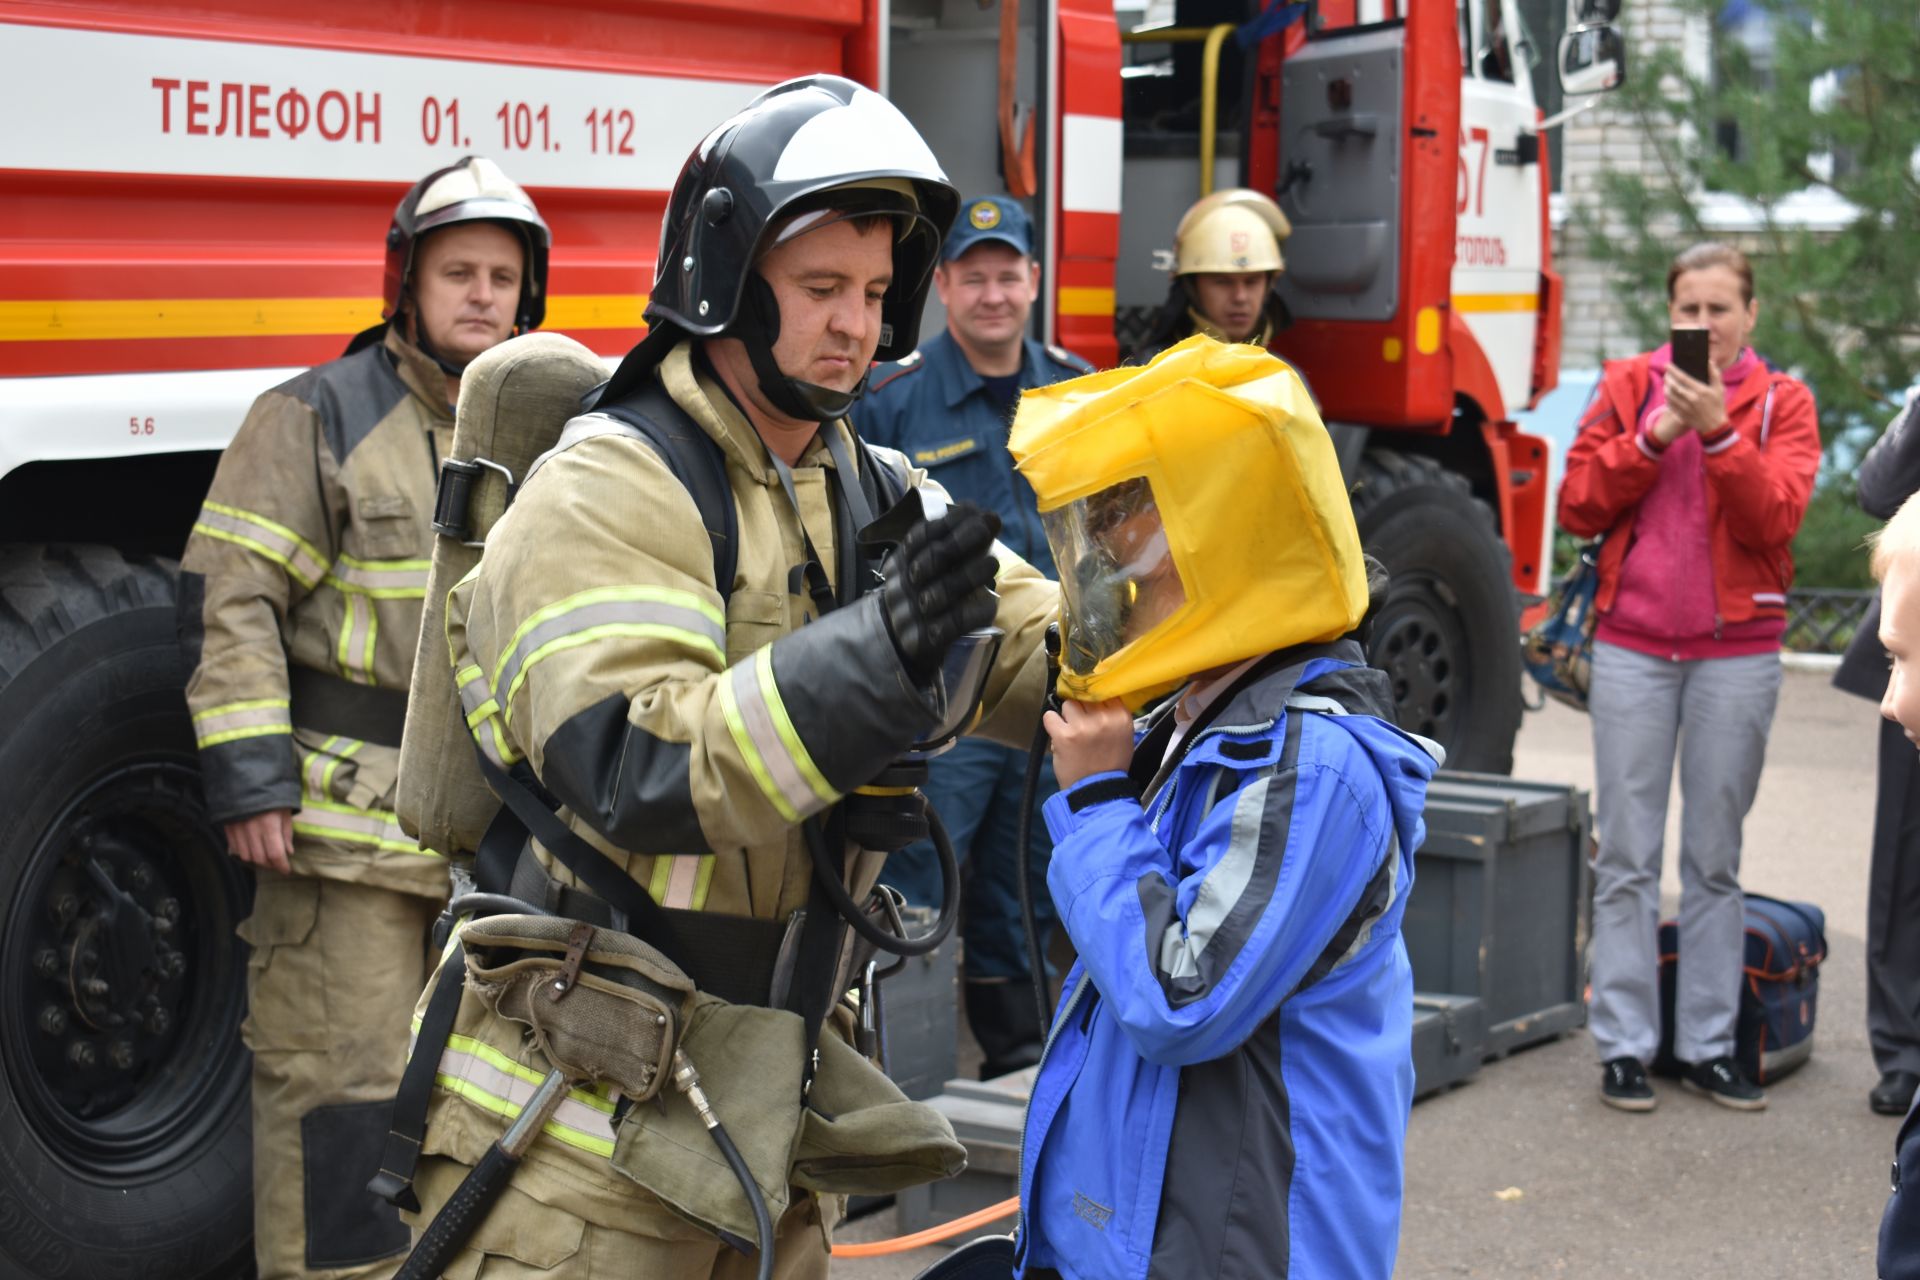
[1015,642,1442,1280]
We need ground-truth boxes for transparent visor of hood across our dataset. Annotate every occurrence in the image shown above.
[1043,476,1188,678]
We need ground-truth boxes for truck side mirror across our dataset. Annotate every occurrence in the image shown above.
[1575,0,1621,23]
[1558,23,1626,97]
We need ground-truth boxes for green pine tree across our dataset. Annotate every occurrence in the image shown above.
[1573,0,1920,588]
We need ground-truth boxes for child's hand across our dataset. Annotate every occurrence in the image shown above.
[1044,698,1135,789]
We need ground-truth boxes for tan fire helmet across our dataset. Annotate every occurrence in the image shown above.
[382,155,551,332]
[1173,188,1292,277]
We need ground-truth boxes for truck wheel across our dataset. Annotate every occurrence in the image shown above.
[0,546,252,1280]
[1352,452,1522,775]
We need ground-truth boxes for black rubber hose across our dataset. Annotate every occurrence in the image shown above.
[711,1121,774,1280]
[804,806,959,956]
[1014,714,1054,1031]
[445,892,549,919]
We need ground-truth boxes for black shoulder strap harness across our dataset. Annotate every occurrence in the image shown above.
[600,381,742,604]
[375,379,908,1211]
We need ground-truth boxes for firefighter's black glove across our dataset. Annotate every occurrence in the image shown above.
[880,501,1003,684]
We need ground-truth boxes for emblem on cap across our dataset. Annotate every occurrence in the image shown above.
[969,201,1002,230]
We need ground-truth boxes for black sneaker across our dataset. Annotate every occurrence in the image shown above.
[1681,1056,1767,1111]
[1601,1057,1656,1112]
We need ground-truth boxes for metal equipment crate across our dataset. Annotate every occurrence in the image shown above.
[878,908,960,1101]
[1402,772,1592,1057]
[907,990,1500,1223]
[1411,992,1488,1098]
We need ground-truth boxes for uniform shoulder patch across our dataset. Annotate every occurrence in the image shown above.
[869,351,926,394]
[1046,343,1096,374]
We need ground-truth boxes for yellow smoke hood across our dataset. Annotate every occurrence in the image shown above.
[1010,334,1366,709]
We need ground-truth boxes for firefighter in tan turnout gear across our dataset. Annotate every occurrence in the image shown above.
[178,156,549,1279]
[380,77,1055,1277]
[1130,187,1294,362]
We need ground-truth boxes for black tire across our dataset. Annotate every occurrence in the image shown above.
[0,545,252,1280]
[1352,451,1523,775]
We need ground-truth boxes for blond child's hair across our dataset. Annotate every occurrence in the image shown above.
[1870,490,1920,584]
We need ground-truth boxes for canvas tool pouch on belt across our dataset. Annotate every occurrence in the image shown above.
[459,914,696,1102]
[610,994,967,1245]
[396,332,610,857]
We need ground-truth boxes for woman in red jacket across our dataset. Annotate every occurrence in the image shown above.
[1558,242,1820,1114]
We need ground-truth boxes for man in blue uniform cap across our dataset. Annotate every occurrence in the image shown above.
[854,193,1092,1077]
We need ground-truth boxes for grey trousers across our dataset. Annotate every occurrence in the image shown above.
[1587,641,1783,1065]
[1869,714,1920,1075]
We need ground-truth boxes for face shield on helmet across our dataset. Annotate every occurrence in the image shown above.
[348,155,550,364]
[1011,335,1368,711]
[596,75,959,412]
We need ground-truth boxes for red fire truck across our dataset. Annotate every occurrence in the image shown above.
[0,0,1620,1272]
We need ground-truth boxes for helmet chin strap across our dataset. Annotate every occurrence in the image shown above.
[402,300,474,379]
[736,274,870,423]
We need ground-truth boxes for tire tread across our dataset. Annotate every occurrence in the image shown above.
[1351,450,1521,775]
[0,544,179,687]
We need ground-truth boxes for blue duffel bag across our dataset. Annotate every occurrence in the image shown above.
[1653,894,1826,1084]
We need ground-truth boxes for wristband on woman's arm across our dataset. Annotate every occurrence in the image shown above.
[1699,422,1738,453]
[1637,417,1670,458]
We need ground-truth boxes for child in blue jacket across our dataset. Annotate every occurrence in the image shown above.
[1006,338,1442,1279]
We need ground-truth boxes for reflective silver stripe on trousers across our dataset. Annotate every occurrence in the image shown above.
[432,1042,617,1151]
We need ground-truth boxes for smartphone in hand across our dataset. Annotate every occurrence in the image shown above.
[1669,328,1711,384]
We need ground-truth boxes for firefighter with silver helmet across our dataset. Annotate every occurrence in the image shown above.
[383,77,1055,1276]
[177,155,547,1280]
[1130,187,1294,361]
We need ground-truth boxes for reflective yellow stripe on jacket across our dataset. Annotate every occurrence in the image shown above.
[295,734,434,854]
[491,585,727,731]
[192,501,328,589]
[300,735,364,800]
[648,853,716,910]
[327,555,432,599]
[192,698,292,749]
[455,659,711,907]
[328,555,429,686]
[293,797,430,856]
[717,647,839,823]
[456,663,522,770]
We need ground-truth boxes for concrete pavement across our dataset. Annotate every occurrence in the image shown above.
[833,669,1898,1277]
